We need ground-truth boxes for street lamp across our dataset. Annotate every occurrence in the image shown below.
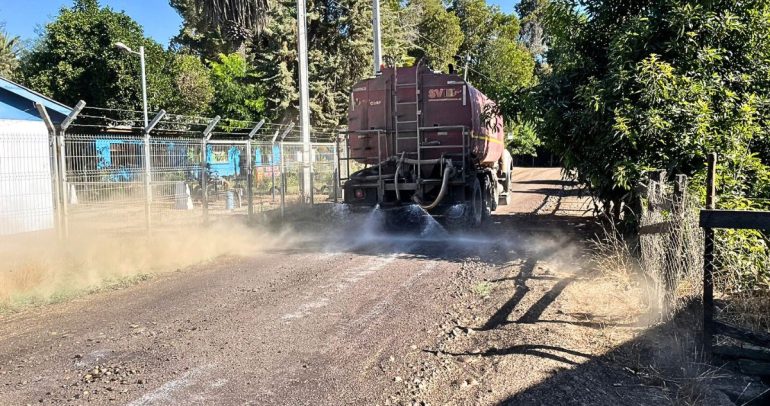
[114,41,152,232]
[114,42,148,127]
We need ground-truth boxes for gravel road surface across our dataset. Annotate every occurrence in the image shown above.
[2,168,725,405]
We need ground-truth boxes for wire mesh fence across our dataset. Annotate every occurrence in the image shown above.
[636,169,770,340]
[47,127,338,235]
[638,173,704,316]
[0,121,56,236]
[0,105,358,240]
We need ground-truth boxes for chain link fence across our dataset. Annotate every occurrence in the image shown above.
[0,105,342,238]
[636,169,770,343]
[0,121,56,236]
[59,132,337,234]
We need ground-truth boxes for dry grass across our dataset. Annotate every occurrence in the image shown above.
[0,221,292,312]
[587,179,770,404]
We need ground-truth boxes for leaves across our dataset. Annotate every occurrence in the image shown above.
[208,52,264,121]
[0,28,20,78]
[535,0,770,218]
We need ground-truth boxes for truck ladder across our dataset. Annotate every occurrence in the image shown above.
[392,61,422,179]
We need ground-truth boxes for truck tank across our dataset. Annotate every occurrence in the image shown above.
[347,65,505,165]
[340,63,512,227]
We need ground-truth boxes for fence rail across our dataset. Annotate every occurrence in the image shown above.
[18,102,341,236]
[634,154,769,375]
[701,154,770,366]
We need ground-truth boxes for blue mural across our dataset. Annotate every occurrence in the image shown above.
[254,145,281,167]
[206,144,242,177]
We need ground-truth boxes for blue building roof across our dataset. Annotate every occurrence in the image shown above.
[0,76,72,123]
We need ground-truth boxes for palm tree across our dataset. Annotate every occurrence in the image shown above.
[0,30,20,78]
[197,0,270,51]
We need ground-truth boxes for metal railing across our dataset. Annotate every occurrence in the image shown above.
[11,103,338,237]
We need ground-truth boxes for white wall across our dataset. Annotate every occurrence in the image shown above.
[0,120,55,235]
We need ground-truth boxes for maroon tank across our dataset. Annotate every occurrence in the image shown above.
[347,64,504,166]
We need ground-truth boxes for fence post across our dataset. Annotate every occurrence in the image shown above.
[143,110,166,233]
[277,123,294,219]
[36,101,84,240]
[270,129,280,204]
[280,142,286,218]
[246,120,265,223]
[57,101,85,237]
[333,136,340,203]
[703,153,718,354]
[201,116,221,226]
[35,103,64,240]
[309,145,315,206]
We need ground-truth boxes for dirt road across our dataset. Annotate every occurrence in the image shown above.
[0,168,717,405]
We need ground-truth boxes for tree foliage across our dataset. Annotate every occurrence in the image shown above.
[451,0,537,156]
[248,0,373,127]
[208,52,264,122]
[516,0,548,57]
[172,54,215,115]
[409,0,463,72]
[170,0,270,55]
[19,0,212,115]
[536,0,770,219]
[0,27,20,79]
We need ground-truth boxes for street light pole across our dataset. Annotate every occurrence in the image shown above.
[372,0,382,76]
[296,0,312,204]
[139,46,148,127]
[114,41,152,231]
[114,42,148,127]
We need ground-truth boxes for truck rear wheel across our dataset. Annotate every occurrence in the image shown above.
[469,177,483,227]
[443,177,482,229]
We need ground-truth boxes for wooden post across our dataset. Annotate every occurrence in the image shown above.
[703,153,717,354]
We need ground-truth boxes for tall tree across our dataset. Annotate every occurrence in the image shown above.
[171,0,270,55]
[208,52,264,122]
[453,0,499,64]
[409,0,463,72]
[172,53,215,115]
[451,1,536,122]
[515,0,548,57]
[20,0,210,115]
[0,27,20,79]
[379,0,420,66]
[250,0,372,127]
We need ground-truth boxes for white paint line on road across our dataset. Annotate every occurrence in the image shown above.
[280,254,398,322]
[356,261,438,325]
[281,297,330,320]
[127,364,214,406]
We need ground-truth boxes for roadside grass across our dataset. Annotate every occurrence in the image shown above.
[0,273,156,315]
[472,281,492,298]
[588,215,731,404]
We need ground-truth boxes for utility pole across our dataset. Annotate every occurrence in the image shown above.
[372,0,383,75]
[297,0,312,204]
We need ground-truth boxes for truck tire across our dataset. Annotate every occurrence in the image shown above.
[469,177,483,227]
[484,174,497,213]
[443,177,483,229]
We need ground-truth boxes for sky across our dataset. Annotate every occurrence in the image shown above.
[1,0,518,46]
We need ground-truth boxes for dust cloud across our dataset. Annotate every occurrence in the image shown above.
[0,222,292,310]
